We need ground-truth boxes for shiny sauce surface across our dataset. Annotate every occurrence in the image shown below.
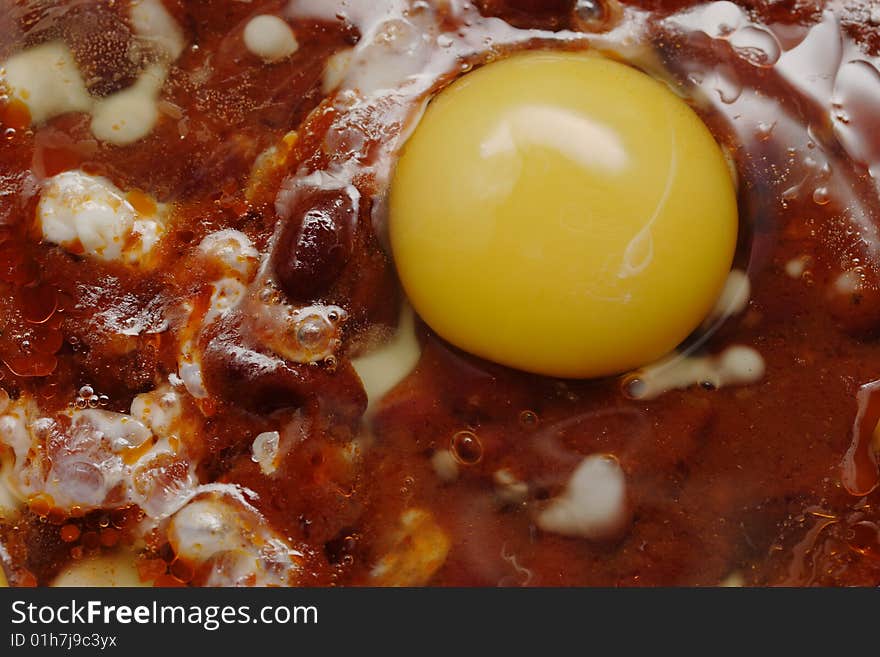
[1,0,880,586]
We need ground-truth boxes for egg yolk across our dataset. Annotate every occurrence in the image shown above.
[389,51,738,379]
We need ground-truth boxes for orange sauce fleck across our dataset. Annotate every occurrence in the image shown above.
[99,527,120,548]
[126,189,157,216]
[17,569,38,587]
[46,507,67,525]
[1,99,31,131]
[28,494,54,517]
[80,162,103,176]
[198,397,218,417]
[60,524,81,543]
[66,238,85,256]
[122,437,157,465]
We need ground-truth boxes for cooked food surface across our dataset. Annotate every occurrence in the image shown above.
[389,50,738,378]
[0,0,879,586]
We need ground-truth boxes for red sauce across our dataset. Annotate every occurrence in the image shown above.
[2,0,880,587]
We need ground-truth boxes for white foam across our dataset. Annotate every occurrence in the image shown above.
[38,171,167,266]
[204,278,247,327]
[251,431,281,475]
[834,269,862,295]
[430,449,459,483]
[1,42,92,124]
[1,0,186,144]
[177,232,261,399]
[352,305,421,414]
[628,344,766,400]
[167,492,303,586]
[706,268,751,323]
[130,0,187,60]
[494,469,529,505]
[537,454,628,539]
[198,230,260,282]
[0,387,199,518]
[90,64,166,146]
[785,256,810,278]
[244,15,299,62]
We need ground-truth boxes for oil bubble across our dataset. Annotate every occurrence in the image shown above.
[451,430,483,465]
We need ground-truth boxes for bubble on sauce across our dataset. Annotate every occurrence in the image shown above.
[702,65,742,104]
[621,375,644,400]
[52,461,106,506]
[20,285,58,325]
[668,2,779,67]
[450,430,483,465]
[518,410,539,429]
[729,25,781,68]
[572,0,621,32]
[253,302,346,365]
[847,520,880,560]
[575,0,605,22]
[73,384,105,410]
[296,316,332,350]
[831,59,880,178]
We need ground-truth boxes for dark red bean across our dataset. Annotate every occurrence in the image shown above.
[272,187,356,301]
[200,317,366,419]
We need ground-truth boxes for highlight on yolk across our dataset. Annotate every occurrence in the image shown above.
[389,51,738,379]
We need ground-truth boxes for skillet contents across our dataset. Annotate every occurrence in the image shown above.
[1,0,880,586]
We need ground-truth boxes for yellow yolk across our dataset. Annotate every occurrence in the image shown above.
[389,51,738,378]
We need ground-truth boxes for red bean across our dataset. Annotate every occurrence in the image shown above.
[200,316,366,419]
[273,187,356,301]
